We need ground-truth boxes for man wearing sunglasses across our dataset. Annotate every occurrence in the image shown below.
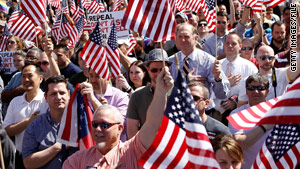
[22,76,77,169]
[189,82,231,140]
[204,10,249,60]
[238,45,300,106]
[197,19,214,49]
[127,49,172,139]
[63,66,174,169]
[229,73,274,169]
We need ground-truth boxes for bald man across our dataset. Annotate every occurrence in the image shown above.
[238,45,300,106]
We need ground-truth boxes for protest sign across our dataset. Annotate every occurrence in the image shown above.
[0,51,17,74]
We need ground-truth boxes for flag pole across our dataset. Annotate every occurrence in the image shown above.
[160,42,165,67]
[215,0,218,59]
[0,137,5,169]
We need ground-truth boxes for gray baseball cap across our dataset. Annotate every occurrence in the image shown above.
[175,12,188,21]
[144,49,172,67]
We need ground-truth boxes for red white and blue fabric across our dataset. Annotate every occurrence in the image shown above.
[51,14,73,42]
[263,0,285,8]
[126,32,137,56]
[228,76,300,130]
[138,70,220,169]
[9,10,42,41]
[243,0,258,9]
[0,24,11,51]
[251,124,300,169]
[112,0,123,11]
[48,0,61,8]
[106,22,120,79]
[57,84,94,150]
[85,1,105,14]
[67,13,85,48]
[7,11,19,26]
[122,0,176,42]
[69,0,76,14]
[81,21,110,80]
[200,0,216,33]
[251,0,264,13]
[21,0,47,26]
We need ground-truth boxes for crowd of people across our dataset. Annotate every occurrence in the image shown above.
[0,0,299,168]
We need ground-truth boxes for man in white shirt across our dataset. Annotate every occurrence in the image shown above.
[3,63,48,169]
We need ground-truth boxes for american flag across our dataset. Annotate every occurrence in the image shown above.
[85,1,105,14]
[55,0,69,20]
[138,70,220,169]
[69,0,76,14]
[252,0,264,13]
[122,0,176,42]
[228,76,300,130]
[9,10,42,41]
[21,0,47,26]
[112,0,123,11]
[243,0,258,9]
[0,24,11,51]
[67,13,85,48]
[126,31,136,56]
[57,84,95,149]
[106,22,120,79]
[80,21,110,80]
[252,124,300,169]
[263,0,285,8]
[200,0,216,33]
[48,0,61,8]
[51,13,72,42]
[7,11,20,26]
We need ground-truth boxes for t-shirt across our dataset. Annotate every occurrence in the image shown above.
[203,116,232,140]
[60,62,82,79]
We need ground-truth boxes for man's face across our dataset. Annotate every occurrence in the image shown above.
[217,16,227,32]
[54,48,68,67]
[218,5,226,13]
[240,40,254,60]
[197,21,208,34]
[256,47,275,72]
[272,24,286,44]
[189,85,209,116]
[80,31,89,41]
[175,25,197,54]
[92,109,123,154]
[13,54,25,71]
[26,51,39,63]
[246,81,269,105]
[21,65,43,92]
[175,16,186,24]
[38,53,50,78]
[88,69,106,92]
[224,34,241,57]
[283,10,290,23]
[147,61,164,85]
[45,82,70,111]
[266,8,273,16]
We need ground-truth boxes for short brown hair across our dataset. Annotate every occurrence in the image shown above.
[212,134,243,163]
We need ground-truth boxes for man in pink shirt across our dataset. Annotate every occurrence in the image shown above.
[62,67,174,169]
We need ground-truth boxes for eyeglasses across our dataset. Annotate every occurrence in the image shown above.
[246,85,267,91]
[7,41,16,45]
[241,47,253,51]
[198,23,207,27]
[37,61,49,66]
[149,68,162,73]
[258,55,275,61]
[176,20,185,24]
[192,95,207,101]
[217,21,226,24]
[92,121,120,129]
[26,55,38,60]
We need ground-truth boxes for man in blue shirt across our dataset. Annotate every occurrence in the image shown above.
[22,76,77,169]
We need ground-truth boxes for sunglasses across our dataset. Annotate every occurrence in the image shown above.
[258,56,275,61]
[37,61,49,66]
[192,95,207,102]
[198,23,207,27]
[149,68,162,73]
[241,47,253,51]
[246,85,267,91]
[217,21,226,24]
[92,121,120,129]
[176,20,185,24]
[7,41,16,44]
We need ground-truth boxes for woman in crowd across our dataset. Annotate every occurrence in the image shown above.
[240,39,259,69]
[116,60,150,96]
[212,134,243,169]
[6,35,22,51]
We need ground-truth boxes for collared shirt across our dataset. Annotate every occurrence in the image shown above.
[169,48,230,101]
[22,111,78,169]
[97,85,129,141]
[62,133,146,169]
[204,22,248,57]
[220,56,258,97]
[3,90,48,152]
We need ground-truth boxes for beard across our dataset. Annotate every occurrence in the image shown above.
[273,37,284,44]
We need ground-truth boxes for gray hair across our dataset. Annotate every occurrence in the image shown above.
[27,48,42,58]
[246,73,269,89]
[94,105,124,124]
